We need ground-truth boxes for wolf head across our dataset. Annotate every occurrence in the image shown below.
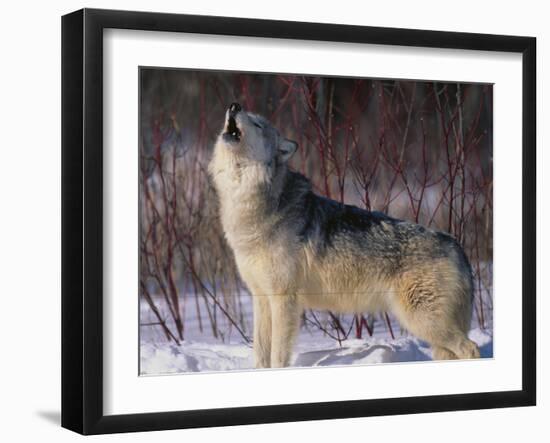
[209,103,298,192]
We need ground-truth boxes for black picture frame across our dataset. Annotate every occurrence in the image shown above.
[61,8,536,435]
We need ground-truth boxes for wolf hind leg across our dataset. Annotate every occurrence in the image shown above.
[432,347,458,361]
[446,336,480,359]
[403,313,480,360]
[269,294,301,368]
[393,265,480,361]
[401,312,480,360]
[395,304,481,361]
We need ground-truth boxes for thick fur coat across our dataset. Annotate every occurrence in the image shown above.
[209,103,480,368]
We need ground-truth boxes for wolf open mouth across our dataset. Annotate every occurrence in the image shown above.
[223,116,241,142]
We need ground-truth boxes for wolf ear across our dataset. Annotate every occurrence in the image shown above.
[278,139,298,163]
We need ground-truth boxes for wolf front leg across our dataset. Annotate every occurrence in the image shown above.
[253,294,272,368]
[269,294,301,368]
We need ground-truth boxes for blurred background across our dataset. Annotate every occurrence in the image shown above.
[139,68,493,356]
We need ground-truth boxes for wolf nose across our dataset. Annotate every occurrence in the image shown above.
[229,102,241,115]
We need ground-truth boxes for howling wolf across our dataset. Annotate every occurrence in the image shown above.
[209,102,480,368]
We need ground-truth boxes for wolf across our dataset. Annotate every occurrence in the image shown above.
[209,102,480,368]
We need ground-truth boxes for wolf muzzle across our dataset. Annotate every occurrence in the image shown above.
[224,102,242,143]
[229,102,241,115]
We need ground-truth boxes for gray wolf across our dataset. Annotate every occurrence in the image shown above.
[209,102,480,368]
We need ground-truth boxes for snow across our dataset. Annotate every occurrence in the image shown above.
[140,328,493,375]
[139,292,493,375]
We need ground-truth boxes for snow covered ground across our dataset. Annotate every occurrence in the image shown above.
[140,328,493,375]
[139,290,493,375]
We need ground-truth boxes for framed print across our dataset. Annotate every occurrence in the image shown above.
[61,8,536,435]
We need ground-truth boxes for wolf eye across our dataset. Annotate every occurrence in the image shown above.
[253,122,262,129]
